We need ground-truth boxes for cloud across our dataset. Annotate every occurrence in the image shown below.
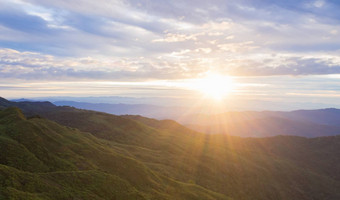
[0,0,339,80]
[217,41,258,53]
[222,54,340,76]
[152,33,201,43]
[0,48,209,81]
[1,48,340,83]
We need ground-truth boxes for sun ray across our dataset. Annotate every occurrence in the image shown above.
[188,73,235,100]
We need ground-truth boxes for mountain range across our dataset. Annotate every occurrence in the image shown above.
[0,97,339,199]
[181,110,340,137]
[45,100,340,137]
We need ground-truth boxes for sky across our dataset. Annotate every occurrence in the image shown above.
[0,0,339,110]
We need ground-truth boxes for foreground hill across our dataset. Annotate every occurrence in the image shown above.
[0,97,340,199]
[0,107,228,200]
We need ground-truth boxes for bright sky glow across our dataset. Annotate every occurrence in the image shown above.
[185,74,235,100]
[0,0,339,109]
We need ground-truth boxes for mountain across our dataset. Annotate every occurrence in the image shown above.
[0,107,228,200]
[23,96,340,112]
[52,100,340,125]
[10,98,36,102]
[178,109,340,137]
[0,97,339,199]
[266,108,340,126]
[186,116,340,137]
[2,97,340,137]
[52,100,340,137]
[53,100,186,119]
[180,109,340,126]
[52,100,237,119]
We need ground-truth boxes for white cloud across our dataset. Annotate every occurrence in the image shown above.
[0,0,339,80]
[217,41,258,53]
[313,0,325,8]
[152,33,201,43]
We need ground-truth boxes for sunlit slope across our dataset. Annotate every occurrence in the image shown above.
[124,115,340,200]
[0,97,339,200]
[0,108,229,200]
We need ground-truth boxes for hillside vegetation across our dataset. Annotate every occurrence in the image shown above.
[0,97,339,200]
[0,107,228,200]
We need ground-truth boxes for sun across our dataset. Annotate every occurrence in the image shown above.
[190,73,235,100]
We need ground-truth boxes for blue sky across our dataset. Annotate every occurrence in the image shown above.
[0,0,339,109]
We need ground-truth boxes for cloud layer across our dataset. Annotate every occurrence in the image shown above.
[0,0,340,81]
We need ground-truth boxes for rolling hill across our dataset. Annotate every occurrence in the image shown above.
[0,97,340,200]
[0,107,228,200]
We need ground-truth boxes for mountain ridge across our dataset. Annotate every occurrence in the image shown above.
[5,97,340,137]
[0,97,339,199]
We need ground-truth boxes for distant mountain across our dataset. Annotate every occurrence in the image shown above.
[186,116,340,137]
[179,109,340,137]
[25,96,340,111]
[53,100,187,119]
[24,96,197,107]
[180,109,340,126]
[3,97,340,137]
[52,100,240,119]
[10,98,36,102]
[265,108,340,126]
[0,97,339,200]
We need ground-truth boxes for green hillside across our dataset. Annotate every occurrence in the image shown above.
[124,115,340,200]
[0,98,339,200]
[0,107,229,200]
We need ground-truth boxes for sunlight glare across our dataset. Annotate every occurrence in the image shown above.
[190,74,235,100]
